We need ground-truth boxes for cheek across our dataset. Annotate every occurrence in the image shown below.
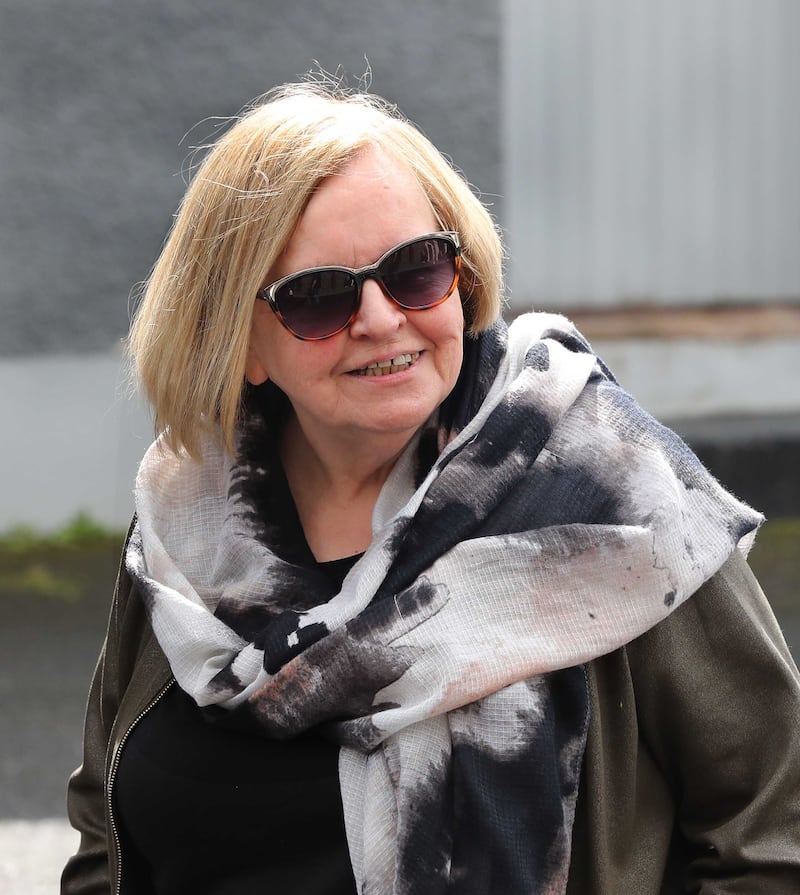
[260,332,345,397]
[430,296,465,384]
[436,292,465,348]
[443,338,464,388]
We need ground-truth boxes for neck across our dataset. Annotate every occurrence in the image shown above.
[282,412,417,497]
[280,413,419,561]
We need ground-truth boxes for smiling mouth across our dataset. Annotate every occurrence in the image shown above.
[351,352,421,377]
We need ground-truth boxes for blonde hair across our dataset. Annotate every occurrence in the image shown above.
[128,81,504,458]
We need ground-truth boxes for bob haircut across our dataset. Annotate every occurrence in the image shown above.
[128,81,504,458]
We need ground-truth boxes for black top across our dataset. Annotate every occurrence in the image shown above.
[114,680,356,895]
[114,458,361,894]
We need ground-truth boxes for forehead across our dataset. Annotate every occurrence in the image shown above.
[274,148,439,276]
[308,148,433,224]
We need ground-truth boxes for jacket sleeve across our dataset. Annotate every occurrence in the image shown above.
[628,549,800,892]
[60,537,134,895]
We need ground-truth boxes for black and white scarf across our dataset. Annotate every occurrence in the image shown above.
[128,312,761,894]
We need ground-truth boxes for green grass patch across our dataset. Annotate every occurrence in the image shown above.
[0,514,125,602]
[748,517,800,609]
[0,513,796,608]
[0,512,125,552]
[0,563,83,601]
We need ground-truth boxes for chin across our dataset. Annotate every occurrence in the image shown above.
[355,407,436,437]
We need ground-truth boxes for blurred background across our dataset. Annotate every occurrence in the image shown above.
[1,1,798,891]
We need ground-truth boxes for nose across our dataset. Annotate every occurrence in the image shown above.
[347,278,407,339]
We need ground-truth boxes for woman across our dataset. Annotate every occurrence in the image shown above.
[62,83,800,894]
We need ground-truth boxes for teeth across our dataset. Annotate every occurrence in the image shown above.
[354,352,420,376]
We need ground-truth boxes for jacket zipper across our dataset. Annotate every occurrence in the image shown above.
[107,679,174,895]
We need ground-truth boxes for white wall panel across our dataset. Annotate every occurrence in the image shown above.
[503,0,800,308]
[0,354,150,531]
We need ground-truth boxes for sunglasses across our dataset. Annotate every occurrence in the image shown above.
[256,231,461,340]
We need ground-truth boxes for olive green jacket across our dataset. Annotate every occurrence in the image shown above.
[62,548,800,894]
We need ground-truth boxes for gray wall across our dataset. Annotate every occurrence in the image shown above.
[0,0,501,356]
[504,0,800,309]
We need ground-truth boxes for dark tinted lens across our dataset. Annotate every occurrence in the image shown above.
[381,237,457,309]
[275,269,358,339]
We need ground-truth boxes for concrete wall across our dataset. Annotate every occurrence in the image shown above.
[0,0,501,357]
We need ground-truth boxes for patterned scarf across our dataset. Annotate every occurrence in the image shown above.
[128,312,761,894]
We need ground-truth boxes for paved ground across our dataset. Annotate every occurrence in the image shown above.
[2,558,799,894]
[0,552,112,894]
[0,821,78,894]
